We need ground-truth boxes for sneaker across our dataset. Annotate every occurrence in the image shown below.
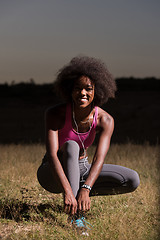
[71,216,93,236]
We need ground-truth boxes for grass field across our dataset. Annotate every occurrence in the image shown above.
[0,143,159,239]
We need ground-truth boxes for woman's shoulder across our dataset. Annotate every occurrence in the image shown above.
[96,106,114,130]
[45,103,67,129]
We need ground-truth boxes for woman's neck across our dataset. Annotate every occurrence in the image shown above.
[72,103,94,123]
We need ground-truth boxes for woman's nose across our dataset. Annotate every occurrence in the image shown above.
[80,89,86,95]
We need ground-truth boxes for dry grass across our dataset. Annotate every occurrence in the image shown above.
[0,143,159,239]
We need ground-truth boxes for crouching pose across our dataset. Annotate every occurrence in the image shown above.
[37,56,140,235]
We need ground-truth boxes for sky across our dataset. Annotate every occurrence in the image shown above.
[0,0,160,84]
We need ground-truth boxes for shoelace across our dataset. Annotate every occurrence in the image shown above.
[71,217,93,230]
[81,217,93,230]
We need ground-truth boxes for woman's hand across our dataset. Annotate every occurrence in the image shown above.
[77,188,91,212]
[64,191,77,215]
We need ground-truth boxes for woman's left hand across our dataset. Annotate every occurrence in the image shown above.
[77,188,91,212]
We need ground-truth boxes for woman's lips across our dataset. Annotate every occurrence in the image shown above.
[78,98,88,103]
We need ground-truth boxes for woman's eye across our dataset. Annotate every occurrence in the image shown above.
[73,86,93,92]
[87,88,93,91]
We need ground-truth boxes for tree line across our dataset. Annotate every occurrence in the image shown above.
[0,77,160,97]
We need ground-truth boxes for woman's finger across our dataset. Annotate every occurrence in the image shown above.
[71,205,77,215]
[78,201,82,211]
[82,201,86,211]
[88,201,91,210]
[64,204,70,213]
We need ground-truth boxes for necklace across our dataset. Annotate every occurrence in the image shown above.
[72,108,93,158]
[80,117,92,124]
[76,107,94,124]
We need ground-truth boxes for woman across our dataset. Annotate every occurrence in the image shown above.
[37,56,140,235]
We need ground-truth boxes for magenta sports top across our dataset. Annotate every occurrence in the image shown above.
[58,104,98,149]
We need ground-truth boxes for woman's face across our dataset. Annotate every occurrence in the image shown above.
[72,76,95,108]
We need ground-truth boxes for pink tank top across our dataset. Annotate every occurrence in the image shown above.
[58,104,98,149]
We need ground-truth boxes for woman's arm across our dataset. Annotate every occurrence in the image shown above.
[45,106,77,215]
[77,109,114,211]
[85,111,114,187]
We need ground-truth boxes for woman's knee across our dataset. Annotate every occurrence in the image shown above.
[37,162,62,193]
[128,170,140,192]
[63,140,80,157]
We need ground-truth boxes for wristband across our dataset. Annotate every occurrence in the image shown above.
[81,184,92,191]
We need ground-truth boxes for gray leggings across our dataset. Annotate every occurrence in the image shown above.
[37,140,140,197]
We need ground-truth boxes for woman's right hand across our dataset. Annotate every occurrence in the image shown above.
[64,191,77,215]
